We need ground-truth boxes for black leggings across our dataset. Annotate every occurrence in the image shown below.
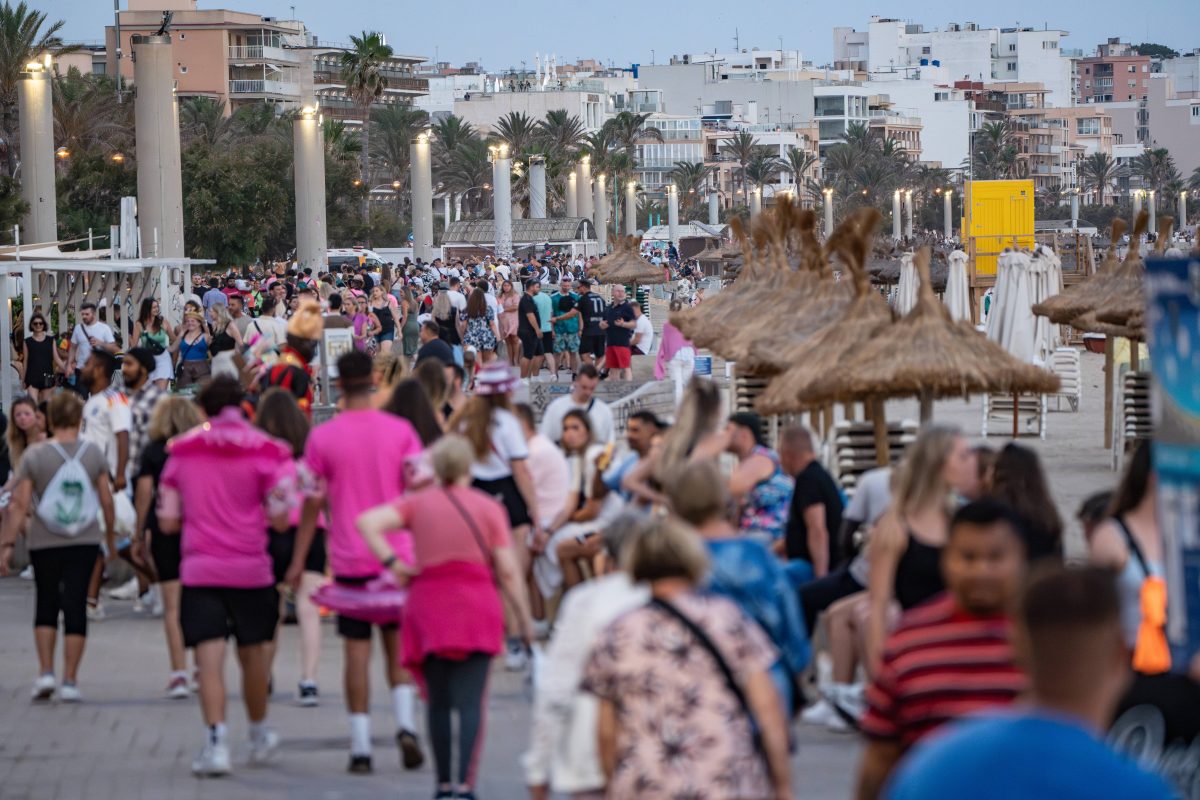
[797,563,864,635]
[30,544,101,637]
[424,652,491,788]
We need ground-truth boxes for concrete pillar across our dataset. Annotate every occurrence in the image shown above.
[667,185,679,247]
[1070,193,1079,229]
[892,190,902,240]
[823,189,834,237]
[18,61,56,244]
[566,172,578,217]
[491,144,512,260]
[293,105,328,272]
[529,156,547,219]
[708,192,719,226]
[904,190,914,239]
[593,173,608,253]
[944,190,954,239]
[443,195,451,237]
[1133,190,1142,218]
[625,181,638,236]
[1180,192,1188,229]
[1147,190,1156,234]
[410,132,434,263]
[577,157,593,222]
[749,187,761,221]
[133,34,184,258]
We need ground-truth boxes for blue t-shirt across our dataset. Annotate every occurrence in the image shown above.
[532,292,554,333]
[886,712,1179,800]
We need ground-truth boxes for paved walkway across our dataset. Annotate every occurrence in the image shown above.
[0,578,860,799]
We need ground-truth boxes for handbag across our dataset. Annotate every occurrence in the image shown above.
[650,596,766,757]
[310,572,408,626]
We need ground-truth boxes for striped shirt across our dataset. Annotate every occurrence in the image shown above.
[860,593,1026,748]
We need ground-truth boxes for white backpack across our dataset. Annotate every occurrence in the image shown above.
[36,442,101,538]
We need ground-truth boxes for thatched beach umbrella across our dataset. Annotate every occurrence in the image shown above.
[590,236,669,287]
[791,248,1059,464]
[1088,216,1173,330]
[1032,215,1143,324]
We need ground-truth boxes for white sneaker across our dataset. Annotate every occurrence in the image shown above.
[166,675,190,700]
[192,742,232,777]
[148,587,164,617]
[248,727,280,765]
[799,698,839,727]
[18,565,34,580]
[106,577,140,601]
[504,641,528,671]
[31,674,56,702]
[86,602,105,622]
[828,682,866,723]
[58,683,83,703]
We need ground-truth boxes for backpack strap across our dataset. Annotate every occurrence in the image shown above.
[1114,516,1152,577]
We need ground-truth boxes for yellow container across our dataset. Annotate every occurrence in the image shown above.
[963,179,1035,276]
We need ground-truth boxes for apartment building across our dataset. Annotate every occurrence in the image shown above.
[833,18,1073,106]
[1161,50,1200,99]
[813,84,873,154]
[1105,75,1200,175]
[105,0,426,115]
[452,86,611,134]
[866,75,972,168]
[1077,39,1151,103]
[869,112,923,160]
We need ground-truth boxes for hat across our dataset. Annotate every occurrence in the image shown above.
[235,279,250,291]
[287,298,323,340]
[126,347,156,374]
[474,364,522,396]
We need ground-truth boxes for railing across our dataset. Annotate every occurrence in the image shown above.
[229,79,297,95]
[228,44,296,62]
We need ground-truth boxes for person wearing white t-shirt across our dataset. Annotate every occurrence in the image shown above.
[67,302,118,385]
[538,365,614,446]
[631,304,654,356]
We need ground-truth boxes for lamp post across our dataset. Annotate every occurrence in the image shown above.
[410,131,434,262]
[667,184,680,248]
[18,54,55,244]
[823,188,834,237]
[593,172,608,253]
[1070,189,1079,230]
[625,180,638,236]
[943,189,954,240]
[708,191,719,226]
[489,143,513,260]
[528,155,547,219]
[566,171,578,217]
[133,33,185,258]
[1147,189,1156,233]
[904,189,914,239]
[1133,189,1143,218]
[577,155,593,222]
[293,103,328,272]
[749,185,762,221]
[1180,191,1189,230]
[892,190,902,240]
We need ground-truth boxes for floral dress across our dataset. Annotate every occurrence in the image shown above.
[581,592,776,800]
[737,445,795,543]
[462,307,498,352]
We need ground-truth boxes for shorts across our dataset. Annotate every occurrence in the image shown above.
[519,331,544,360]
[580,333,606,359]
[180,585,279,647]
[150,530,182,582]
[377,331,395,342]
[334,575,400,640]
[541,331,555,353]
[472,474,533,529]
[554,331,580,353]
[605,346,632,369]
[268,527,328,584]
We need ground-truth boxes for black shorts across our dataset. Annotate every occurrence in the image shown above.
[519,330,544,360]
[541,331,555,353]
[580,333,606,358]
[149,530,182,583]
[472,474,533,529]
[180,585,279,648]
[334,575,400,640]
[269,527,328,584]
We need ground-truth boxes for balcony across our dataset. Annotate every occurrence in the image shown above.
[228,44,298,63]
[229,79,299,97]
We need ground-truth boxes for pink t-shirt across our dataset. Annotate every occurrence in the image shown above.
[393,485,511,569]
[304,408,423,578]
[159,409,296,588]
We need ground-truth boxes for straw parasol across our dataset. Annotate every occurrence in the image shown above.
[1086,216,1173,331]
[1032,214,1143,324]
[589,236,669,286]
[791,247,1059,464]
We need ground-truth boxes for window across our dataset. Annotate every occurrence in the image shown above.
[1007,62,1016,71]
[1142,65,1149,72]
[934,91,949,101]
[921,46,931,55]
[1043,40,1058,49]
[1008,44,1016,52]
[1084,67,1091,74]
[1192,106,1200,118]
[1077,118,1100,135]
[1129,80,1137,87]
[1128,65,1136,73]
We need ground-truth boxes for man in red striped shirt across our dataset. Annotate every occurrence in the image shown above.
[855,499,1032,800]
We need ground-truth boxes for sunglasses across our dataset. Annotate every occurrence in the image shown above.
[31,321,45,327]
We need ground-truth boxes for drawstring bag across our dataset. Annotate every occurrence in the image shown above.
[1117,517,1171,675]
[311,572,407,626]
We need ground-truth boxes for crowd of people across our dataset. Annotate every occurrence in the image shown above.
[0,255,1190,800]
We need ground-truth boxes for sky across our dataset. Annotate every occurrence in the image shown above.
[53,0,1197,70]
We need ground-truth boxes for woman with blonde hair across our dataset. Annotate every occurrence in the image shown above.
[6,396,46,473]
[172,311,210,388]
[133,395,202,698]
[581,516,793,800]
[207,304,242,380]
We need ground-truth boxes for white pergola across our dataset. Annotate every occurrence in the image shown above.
[0,256,215,410]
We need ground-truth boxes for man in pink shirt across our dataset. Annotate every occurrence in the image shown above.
[157,378,296,778]
[287,351,426,774]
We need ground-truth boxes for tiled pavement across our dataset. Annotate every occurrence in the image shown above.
[0,578,860,799]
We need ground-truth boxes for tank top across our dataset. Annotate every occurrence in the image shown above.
[737,446,795,541]
[372,303,395,336]
[1113,516,1163,648]
[894,530,945,610]
[179,334,208,362]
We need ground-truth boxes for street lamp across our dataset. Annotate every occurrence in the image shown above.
[55,146,70,160]
[110,152,125,164]
[822,187,834,236]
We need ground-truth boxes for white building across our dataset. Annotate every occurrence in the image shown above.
[416,73,488,116]
[1161,50,1200,99]
[833,18,1073,106]
[866,75,973,168]
[814,84,873,154]
[635,61,823,126]
[452,86,611,133]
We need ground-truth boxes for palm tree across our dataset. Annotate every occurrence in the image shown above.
[783,146,818,188]
[441,137,492,218]
[431,114,476,171]
[340,30,392,188]
[323,118,363,164]
[52,70,129,156]
[370,103,428,217]
[722,131,758,203]
[602,110,663,166]
[1131,147,1177,196]
[536,109,586,161]
[0,1,80,175]
[745,148,785,195]
[179,96,230,147]
[1080,152,1120,206]
[492,111,538,157]
[1189,165,1200,192]
[667,161,712,218]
